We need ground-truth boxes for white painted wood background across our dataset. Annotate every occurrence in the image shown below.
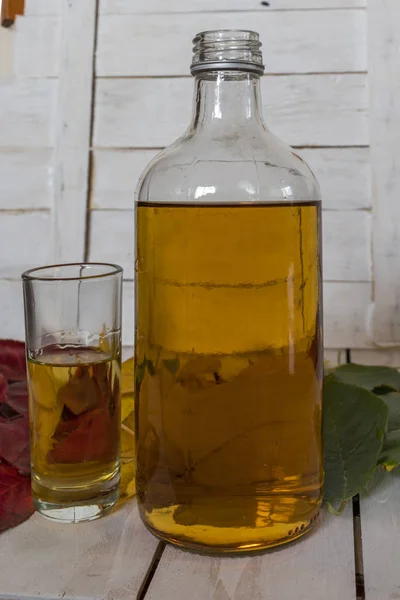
[0,0,399,363]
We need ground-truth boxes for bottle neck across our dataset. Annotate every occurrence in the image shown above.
[190,71,266,134]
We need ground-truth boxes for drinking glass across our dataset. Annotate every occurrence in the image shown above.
[22,263,123,523]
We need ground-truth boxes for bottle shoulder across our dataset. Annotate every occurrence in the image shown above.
[136,130,321,203]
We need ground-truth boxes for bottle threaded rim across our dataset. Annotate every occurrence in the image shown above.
[190,30,265,76]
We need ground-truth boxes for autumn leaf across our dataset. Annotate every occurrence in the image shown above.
[120,456,136,500]
[0,373,7,404]
[0,462,34,533]
[0,340,26,382]
[0,340,32,534]
[0,415,30,474]
[7,381,29,414]
[120,358,135,500]
[48,408,119,464]
[0,341,30,477]
[122,357,134,399]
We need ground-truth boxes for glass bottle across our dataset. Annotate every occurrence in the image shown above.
[135,30,323,554]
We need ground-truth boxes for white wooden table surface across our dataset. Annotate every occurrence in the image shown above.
[1,474,398,600]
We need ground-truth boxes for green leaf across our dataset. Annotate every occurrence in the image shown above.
[163,358,180,376]
[334,363,400,393]
[135,361,146,393]
[371,385,397,396]
[323,376,388,504]
[379,430,400,472]
[326,500,348,515]
[145,358,155,376]
[380,392,400,432]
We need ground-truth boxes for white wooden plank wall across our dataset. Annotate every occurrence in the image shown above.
[19,0,371,15]
[0,27,14,77]
[0,2,97,341]
[24,0,62,16]
[0,79,55,147]
[89,1,372,353]
[96,11,367,76]
[0,150,52,209]
[369,0,400,345]
[100,0,367,13]
[14,16,60,78]
[0,75,55,338]
[51,0,97,263]
[2,0,400,366]
[93,76,368,148]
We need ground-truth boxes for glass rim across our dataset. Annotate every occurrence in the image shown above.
[21,262,123,282]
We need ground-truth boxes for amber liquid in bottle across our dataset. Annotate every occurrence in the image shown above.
[135,201,323,553]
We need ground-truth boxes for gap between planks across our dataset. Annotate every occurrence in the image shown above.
[137,542,166,600]
[99,7,367,15]
[95,72,367,79]
[84,0,101,263]
[347,349,366,600]
[353,495,366,600]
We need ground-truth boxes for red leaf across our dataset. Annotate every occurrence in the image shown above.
[0,462,34,533]
[7,381,29,414]
[0,415,30,474]
[0,374,7,404]
[0,340,26,382]
[48,408,118,464]
[0,340,32,534]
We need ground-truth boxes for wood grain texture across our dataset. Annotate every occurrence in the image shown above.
[122,280,134,347]
[0,79,55,147]
[0,280,25,340]
[299,148,370,211]
[118,280,371,349]
[18,11,366,77]
[0,211,51,278]
[122,346,134,361]
[91,149,156,209]
[94,75,368,148]
[351,349,400,367]
[89,210,135,277]
[91,148,370,211]
[14,16,60,78]
[89,209,371,282]
[100,0,367,14]
[52,0,96,263]
[97,10,366,76]
[145,509,356,600]
[369,0,400,345]
[323,211,371,282]
[0,26,14,77]
[24,0,61,15]
[0,149,52,209]
[324,282,372,348]
[325,349,347,366]
[360,473,400,599]
[0,499,159,600]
